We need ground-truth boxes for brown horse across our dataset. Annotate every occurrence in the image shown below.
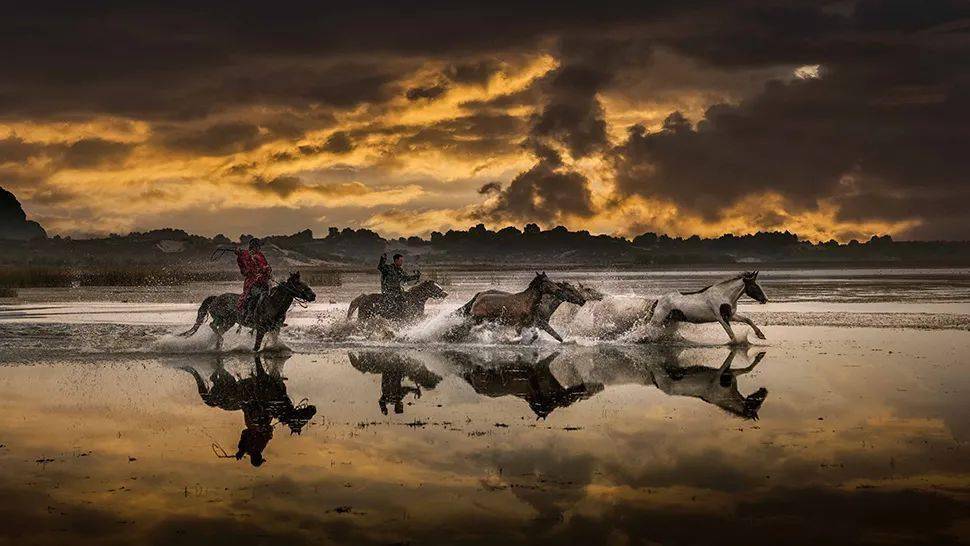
[462,272,581,342]
[347,280,448,322]
[458,280,598,341]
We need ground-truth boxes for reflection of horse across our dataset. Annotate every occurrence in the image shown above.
[647,349,768,419]
[178,272,316,352]
[347,352,443,415]
[647,271,769,343]
[458,273,584,342]
[179,354,316,466]
[446,351,604,418]
[347,280,448,322]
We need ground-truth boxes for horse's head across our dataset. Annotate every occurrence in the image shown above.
[576,282,605,302]
[283,404,317,435]
[741,271,768,304]
[531,272,574,301]
[741,387,768,420]
[416,280,448,300]
[285,271,316,302]
[555,281,588,306]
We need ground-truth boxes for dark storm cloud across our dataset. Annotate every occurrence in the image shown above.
[0,136,134,168]
[158,122,265,156]
[612,18,970,234]
[399,113,526,155]
[59,138,135,168]
[445,59,505,86]
[0,136,45,163]
[321,131,355,154]
[406,84,448,101]
[482,147,595,222]
[478,181,502,194]
[4,1,970,238]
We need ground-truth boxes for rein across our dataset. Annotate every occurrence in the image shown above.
[272,278,311,308]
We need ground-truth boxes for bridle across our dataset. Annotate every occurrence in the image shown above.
[272,277,312,308]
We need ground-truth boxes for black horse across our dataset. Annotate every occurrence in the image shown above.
[179,272,316,352]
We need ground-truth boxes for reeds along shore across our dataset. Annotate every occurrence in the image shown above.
[0,267,343,288]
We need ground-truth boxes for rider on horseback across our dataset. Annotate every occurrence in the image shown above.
[378,253,419,316]
[236,238,272,324]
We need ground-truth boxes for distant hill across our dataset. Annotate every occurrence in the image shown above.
[0,186,46,241]
[3,223,970,270]
[2,187,969,269]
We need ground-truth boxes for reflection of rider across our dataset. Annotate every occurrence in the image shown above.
[378,253,419,315]
[347,352,441,415]
[180,355,316,467]
[236,238,272,323]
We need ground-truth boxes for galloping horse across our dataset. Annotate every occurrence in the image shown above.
[462,272,583,342]
[347,280,448,322]
[458,281,600,341]
[179,272,316,352]
[647,271,768,343]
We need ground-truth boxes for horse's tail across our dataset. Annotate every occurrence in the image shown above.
[179,295,216,337]
[178,366,209,396]
[347,294,364,320]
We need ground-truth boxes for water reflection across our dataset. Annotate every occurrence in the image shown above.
[342,346,769,420]
[646,349,768,419]
[447,350,604,419]
[178,354,316,466]
[347,351,443,414]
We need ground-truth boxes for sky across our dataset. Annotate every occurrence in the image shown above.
[0,1,968,241]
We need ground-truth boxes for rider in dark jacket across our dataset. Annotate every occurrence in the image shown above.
[378,253,419,315]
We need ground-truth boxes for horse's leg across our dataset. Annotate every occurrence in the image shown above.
[716,314,740,344]
[734,351,767,375]
[253,329,265,353]
[210,321,225,352]
[730,312,766,339]
[267,329,280,348]
[537,319,564,343]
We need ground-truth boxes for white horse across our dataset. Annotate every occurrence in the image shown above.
[647,271,768,343]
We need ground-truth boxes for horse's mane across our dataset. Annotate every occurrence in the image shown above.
[680,274,745,295]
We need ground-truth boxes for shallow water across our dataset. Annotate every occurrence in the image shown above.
[1,269,969,544]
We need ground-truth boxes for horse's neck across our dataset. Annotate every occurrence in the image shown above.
[711,278,745,303]
[540,295,563,317]
[267,287,294,314]
[518,285,543,307]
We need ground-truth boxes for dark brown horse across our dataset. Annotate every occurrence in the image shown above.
[346,280,448,322]
[458,280,600,341]
[178,272,316,352]
[460,272,581,342]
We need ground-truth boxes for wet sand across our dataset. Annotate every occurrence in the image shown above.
[1,269,969,545]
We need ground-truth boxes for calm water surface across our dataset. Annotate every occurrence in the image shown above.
[1,268,969,544]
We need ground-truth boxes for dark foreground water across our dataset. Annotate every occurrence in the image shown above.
[1,326,968,545]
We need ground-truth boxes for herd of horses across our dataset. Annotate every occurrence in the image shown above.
[178,270,770,351]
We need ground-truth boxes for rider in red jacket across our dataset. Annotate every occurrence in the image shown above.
[236,238,272,321]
